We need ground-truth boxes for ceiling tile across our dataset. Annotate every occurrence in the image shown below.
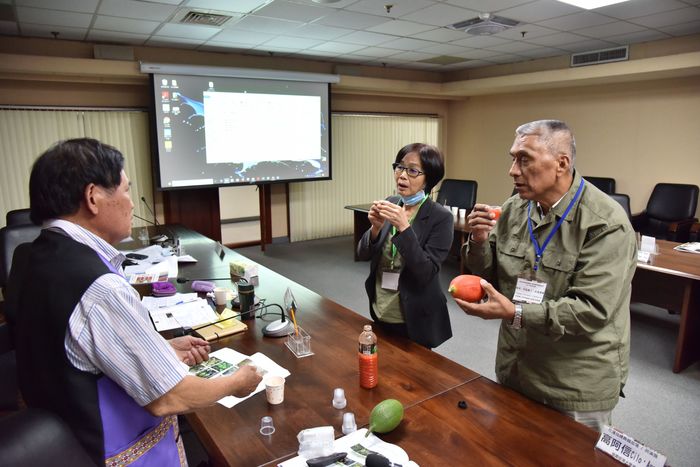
[289,23,354,40]
[486,52,524,63]
[486,40,540,53]
[0,20,18,35]
[235,15,303,34]
[16,7,92,28]
[366,19,436,35]
[87,29,149,44]
[498,0,581,23]
[99,0,177,21]
[537,11,616,31]
[185,0,271,15]
[658,19,700,35]
[333,30,396,46]
[418,42,469,54]
[527,31,590,46]
[389,50,438,61]
[494,24,559,40]
[574,20,646,38]
[316,10,388,29]
[452,47,504,59]
[16,0,98,14]
[411,27,468,42]
[93,15,160,35]
[450,34,510,47]
[253,44,298,53]
[309,41,368,54]
[262,35,323,49]
[288,0,356,8]
[400,3,480,27]
[557,38,617,52]
[346,0,435,18]
[516,45,565,58]
[445,0,534,12]
[211,28,275,44]
[351,46,403,57]
[605,29,671,45]
[253,1,328,23]
[148,0,182,4]
[628,7,700,28]
[199,42,252,52]
[155,23,221,40]
[379,36,436,50]
[20,23,87,40]
[595,0,688,20]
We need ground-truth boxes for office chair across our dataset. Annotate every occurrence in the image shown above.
[631,183,699,242]
[689,223,700,242]
[610,193,631,219]
[0,408,94,467]
[584,176,616,194]
[435,179,478,211]
[0,322,18,412]
[0,224,40,292]
[5,209,33,227]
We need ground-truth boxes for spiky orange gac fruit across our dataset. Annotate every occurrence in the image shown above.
[448,275,485,302]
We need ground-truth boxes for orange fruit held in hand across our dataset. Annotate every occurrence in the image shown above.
[489,206,502,220]
[448,275,485,303]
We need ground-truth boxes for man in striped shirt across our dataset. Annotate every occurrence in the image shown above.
[9,138,261,466]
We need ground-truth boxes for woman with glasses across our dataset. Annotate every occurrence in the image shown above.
[357,143,454,348]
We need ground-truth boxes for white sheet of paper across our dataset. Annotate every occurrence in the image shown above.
[142,293,198,311]
[206,348,290,408]
[640,235,656,253]
[149,298,217,331]
[512,277,547,304]
[177,254,198,263]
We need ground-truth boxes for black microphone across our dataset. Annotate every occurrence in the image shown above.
[365,454,403,467]
[133,213,156,225]
[141,196,159,225]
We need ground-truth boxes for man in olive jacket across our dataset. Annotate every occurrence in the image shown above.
[457,120,636,431]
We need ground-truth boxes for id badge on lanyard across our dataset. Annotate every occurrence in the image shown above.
[381,270,400,291]
[513,274,547,304]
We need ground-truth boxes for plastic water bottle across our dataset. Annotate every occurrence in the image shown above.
[359,324,378,389]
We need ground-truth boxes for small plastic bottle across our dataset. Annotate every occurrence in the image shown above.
[358,324,378,389]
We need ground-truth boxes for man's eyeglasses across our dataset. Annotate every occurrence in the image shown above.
[392,163,424,178]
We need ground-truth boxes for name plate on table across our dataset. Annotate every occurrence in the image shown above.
[596,425,666,467]
[637,251,651,263]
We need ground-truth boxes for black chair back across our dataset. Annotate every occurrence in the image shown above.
[646,183,698,221]
[436,179,478,211]
[584,176,616,194]
[610,193,631,218]
[5,209,33,226]
[0,408,94,467]
[0,224,41,290]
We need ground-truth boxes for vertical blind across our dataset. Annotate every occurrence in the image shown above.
[288,113,441,242]
[0,109,153,228]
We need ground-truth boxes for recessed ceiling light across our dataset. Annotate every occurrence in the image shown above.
[556,0,633,9]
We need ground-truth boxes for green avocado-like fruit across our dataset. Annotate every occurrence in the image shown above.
[366,399,404,437]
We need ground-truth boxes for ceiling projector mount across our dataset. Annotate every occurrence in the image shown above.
[449,13,520,36]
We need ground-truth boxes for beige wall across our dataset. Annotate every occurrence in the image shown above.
[446,76,700,218]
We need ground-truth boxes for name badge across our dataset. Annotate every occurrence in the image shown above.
[381,271,400,291]
[512,276,547,304]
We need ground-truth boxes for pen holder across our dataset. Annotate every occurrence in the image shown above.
[285,326,313,358]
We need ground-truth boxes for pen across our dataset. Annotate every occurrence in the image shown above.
[289,304,299,336]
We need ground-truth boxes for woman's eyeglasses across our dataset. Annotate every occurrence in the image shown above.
[392,163,424,178]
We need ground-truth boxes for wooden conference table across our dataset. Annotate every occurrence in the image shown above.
[154,226,615,466]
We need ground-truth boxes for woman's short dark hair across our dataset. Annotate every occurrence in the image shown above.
[394,143,445,195]
[29,138,125,225]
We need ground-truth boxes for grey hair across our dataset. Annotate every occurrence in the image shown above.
[515,120,576,171]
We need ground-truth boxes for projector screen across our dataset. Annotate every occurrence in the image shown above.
[148,71,331,190]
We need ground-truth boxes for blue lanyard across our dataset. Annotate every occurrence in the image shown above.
[390,195,427,268]
[527,179,585,271]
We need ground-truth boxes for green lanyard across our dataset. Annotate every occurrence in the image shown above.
[390,195,427,269]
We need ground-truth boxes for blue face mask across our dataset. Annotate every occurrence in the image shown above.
[401,190,425,206]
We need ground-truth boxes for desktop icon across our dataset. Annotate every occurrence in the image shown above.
[162,103,170,113]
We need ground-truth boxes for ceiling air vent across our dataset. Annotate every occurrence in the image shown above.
[571,45,629,67]
[449,13,519,36]
[179,10,233,27]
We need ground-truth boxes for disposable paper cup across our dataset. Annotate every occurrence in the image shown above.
[265,376,285,405]
[213,287,228,306]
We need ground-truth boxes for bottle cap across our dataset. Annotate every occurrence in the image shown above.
[332,387,346,409]
[341,412,357,434]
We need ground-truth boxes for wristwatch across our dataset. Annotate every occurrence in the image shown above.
[510,304,523,330]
